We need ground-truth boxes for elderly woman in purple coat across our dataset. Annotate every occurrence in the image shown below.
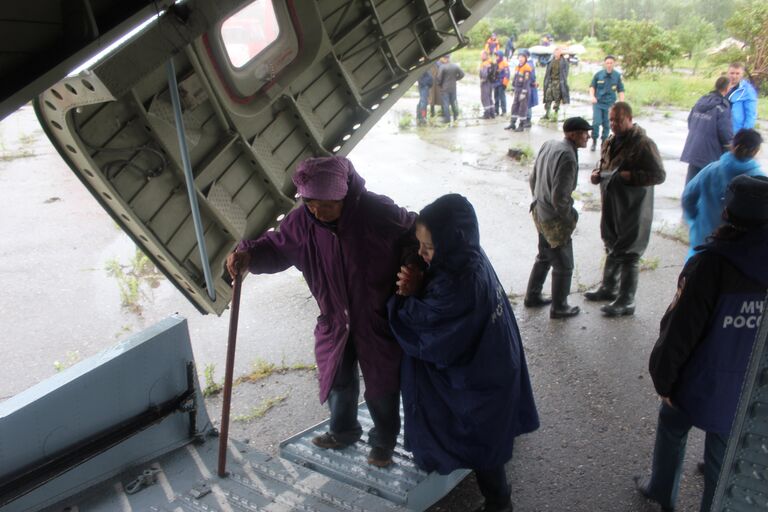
[226,156,416,467]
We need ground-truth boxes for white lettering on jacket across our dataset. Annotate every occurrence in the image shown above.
[723,300,764,328]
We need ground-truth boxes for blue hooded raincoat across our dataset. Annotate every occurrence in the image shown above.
[387,194,539,474]
[682,152,764,260]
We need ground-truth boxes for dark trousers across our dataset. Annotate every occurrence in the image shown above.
[417,86,430,122]
[685,164,703,185]
[475,439,513,508]
[328,340,400,451]
[645,402,727,512]
[494,85,507,115]
[535,233,574,273]
[441,91,459,121]
[592,104,611,142]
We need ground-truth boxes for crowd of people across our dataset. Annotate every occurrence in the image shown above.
[225,44,764,512]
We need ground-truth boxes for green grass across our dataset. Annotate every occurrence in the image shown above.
[234,395,288,422]
[235,358,316,385]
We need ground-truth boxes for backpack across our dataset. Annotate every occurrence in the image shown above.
[488,63,499,83]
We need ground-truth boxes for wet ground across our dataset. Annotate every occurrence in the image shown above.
[1,78,767,511]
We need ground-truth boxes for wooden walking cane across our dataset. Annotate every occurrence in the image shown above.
[218,267,243,477]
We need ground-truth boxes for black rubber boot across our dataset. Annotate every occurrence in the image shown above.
[584,256,620,301]
[504,119,517,130]
[524,260,552,307]
[550,272,580,319]
[601,260,639,317]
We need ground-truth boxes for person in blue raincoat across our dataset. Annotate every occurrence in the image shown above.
[682,129,764,261]
[388,194,539,512]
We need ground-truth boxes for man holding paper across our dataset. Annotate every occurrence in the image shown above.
[585,102,666,317]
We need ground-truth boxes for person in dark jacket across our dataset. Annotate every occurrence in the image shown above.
[584,102,666,316]
[416,69,434,125]
[680,76,733,183]
[388,194,539,512]
[437,55,465,123]
[504,35,516,60]
[542,47,570,122]
[635,174,768,512]
[525,117,592,318]
[683,129,764,260]
[226,156,416,468]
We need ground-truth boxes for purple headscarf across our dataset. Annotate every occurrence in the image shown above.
[292,156,352,201]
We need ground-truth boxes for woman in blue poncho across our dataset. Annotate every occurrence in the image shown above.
[388,194,539,512]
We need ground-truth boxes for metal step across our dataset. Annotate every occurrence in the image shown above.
[40,437,408,512]
[279,404,469,512]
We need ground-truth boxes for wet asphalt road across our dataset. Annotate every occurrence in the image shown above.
[1,76,766,511]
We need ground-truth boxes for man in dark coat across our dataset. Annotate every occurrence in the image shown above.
[437,54,465,123]
[585,102,666,316]
[226,156,416,467]
[542,47,570,121]
[635,175,768,512]
[525,117,591,318]
[389,194,539,512]
[680,76,733,184]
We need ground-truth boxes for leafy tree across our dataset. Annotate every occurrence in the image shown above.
[726,0,768,92]
[602,20,682,77]
[486,17,520,39]
[516,31,541,49]
[466,19,492,48]
[549,3,586,40]
[675,16,716,59]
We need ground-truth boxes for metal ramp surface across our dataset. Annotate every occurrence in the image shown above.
[280,405,470,512]
[712,293,768,511]
[40,437,407,512]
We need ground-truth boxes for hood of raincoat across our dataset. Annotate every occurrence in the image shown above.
[417,194,481,272]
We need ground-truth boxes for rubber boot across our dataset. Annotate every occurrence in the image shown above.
[601,260,639,317]
[584,256,620,301]
[504,118,517,130]
[542,106,551,121]
[550,272,580,319]
[524,260,552,307]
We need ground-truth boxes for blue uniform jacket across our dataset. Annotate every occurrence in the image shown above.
[680,92,732,169]
[388,195,539,474]
[590,69,624,106]
[682,152,764,260]
[650,227,768,434]
[728,80,758,133]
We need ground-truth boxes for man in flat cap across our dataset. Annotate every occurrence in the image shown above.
[636,174,768,512]
[524,116,591,319]
[226,156,416,467]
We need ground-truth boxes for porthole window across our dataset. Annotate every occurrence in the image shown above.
[221,0,280,69]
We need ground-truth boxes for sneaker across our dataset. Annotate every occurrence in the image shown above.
[367,446,394,467]
[311,432,348,450]
[590,141,597,151]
